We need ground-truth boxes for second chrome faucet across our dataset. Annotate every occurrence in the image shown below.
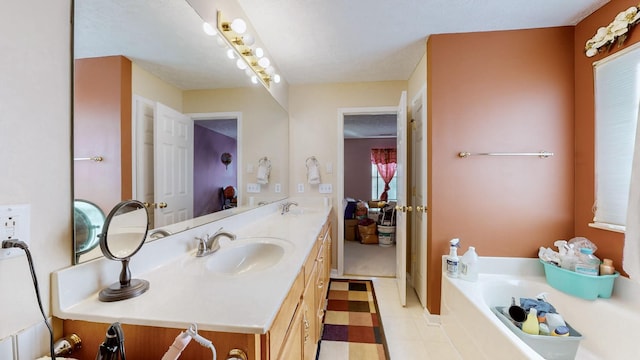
[196,228,237,257]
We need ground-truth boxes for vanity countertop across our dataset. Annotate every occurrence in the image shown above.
[52,201,332,334]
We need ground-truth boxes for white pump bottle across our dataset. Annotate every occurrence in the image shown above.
[446,238,460,278]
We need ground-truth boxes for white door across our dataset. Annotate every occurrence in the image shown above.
[133,96,156,226]
[396,91,408,306]
[154,102,194,227]
[411,89,428,307]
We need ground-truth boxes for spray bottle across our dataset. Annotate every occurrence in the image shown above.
[446,238,460,278]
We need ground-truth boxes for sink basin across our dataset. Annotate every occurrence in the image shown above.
[205,237,292,275]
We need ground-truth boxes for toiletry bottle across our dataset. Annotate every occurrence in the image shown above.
[522,308,540,335]
[575,248,600,276]
[446,238,460,278]
[600,258,615,275]
[545,313,566,332]
[460,246,479,282]
[560,245,577,271]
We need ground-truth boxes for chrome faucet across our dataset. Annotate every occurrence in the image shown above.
[195,228,237,257]
[280,201,299,215]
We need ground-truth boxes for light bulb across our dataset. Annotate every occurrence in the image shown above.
[230,18,247,34]
[242,34,255,46]
[226,49,235,59]
[251,75,258,84]
[258,57,270,68]
[202,22,217,36]
[236,59,248,70]
[273,74,281,83]
[255,47,264,58]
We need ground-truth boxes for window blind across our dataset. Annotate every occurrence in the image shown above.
[593,46,640,229]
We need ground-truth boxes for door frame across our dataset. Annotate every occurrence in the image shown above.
[336,106,399,277]
[410,86,428,306]
[188,112,243,207]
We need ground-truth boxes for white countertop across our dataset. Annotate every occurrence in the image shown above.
[52,200,332,334]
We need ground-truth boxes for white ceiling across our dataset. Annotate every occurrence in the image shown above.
[237,0,609,85]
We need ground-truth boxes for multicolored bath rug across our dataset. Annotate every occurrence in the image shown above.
[317,279,389,360]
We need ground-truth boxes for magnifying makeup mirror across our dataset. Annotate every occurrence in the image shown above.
[98,200,150,302]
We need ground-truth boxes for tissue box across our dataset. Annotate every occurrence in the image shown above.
[540,260,619,300]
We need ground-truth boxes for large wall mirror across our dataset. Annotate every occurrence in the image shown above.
[73,0,289,263]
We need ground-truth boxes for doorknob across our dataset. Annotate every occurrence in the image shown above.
[406,206,413,212]
[158,202,168,209]
[142,202,157,209]
[416,206,423,212]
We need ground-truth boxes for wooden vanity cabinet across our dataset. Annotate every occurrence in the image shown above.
[59,217,332,360]
[275,216,332,360]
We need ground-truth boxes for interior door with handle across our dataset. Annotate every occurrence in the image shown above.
[154,102,194,227]
[395,91,408,306]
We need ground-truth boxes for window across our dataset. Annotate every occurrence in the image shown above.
[592,44,640,232]
[371,164,397,201]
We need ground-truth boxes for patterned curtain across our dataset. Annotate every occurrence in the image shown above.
[370,148,397,201]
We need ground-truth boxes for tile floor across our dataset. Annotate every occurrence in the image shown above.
[319,277,462,359]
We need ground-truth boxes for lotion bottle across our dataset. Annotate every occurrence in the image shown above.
[522,308,540,335]
[460,246,479,282]
[446,238,460,278]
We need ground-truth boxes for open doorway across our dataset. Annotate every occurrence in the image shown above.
[190,112,242,217]
[341,112,398,277]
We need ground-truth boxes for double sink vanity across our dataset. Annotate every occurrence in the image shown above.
[53,199,333,359]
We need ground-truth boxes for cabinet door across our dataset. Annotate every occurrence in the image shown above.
[278,304,303,360]
[303,262,318,358]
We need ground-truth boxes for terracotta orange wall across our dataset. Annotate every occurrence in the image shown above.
[574,0,640,278]
[74,56,132,213]
[427,27,575,314]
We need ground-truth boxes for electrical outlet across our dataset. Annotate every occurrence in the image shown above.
[246,164,254,173]
[297,183,305,193]
[0,204,30,260]
[318,183,333,193]
[326,162,333,174]
[275,183,281,193]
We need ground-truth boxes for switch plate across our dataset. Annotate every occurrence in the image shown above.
[318,183,333,193]
[297,183,305,193]
[0,204,30,260]
[246,183,261,193]
[275,183,281,193]
[246,164,254,173]
[326,162,333,174]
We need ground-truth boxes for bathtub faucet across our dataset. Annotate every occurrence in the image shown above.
[195,228,236,257]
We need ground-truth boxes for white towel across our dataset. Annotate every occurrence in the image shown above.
[256,163,269,184]
[256,157,270,184]
[307,163,320,184]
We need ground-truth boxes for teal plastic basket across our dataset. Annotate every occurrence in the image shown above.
[540,260,619,300]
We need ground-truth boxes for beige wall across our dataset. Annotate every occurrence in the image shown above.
[0,0,72,339]
[183,87,290,203]
[288,81,408,199]
[132,64,183,112]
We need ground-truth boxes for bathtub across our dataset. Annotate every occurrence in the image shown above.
[440,257,640,359]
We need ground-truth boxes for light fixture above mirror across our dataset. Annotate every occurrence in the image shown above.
[214,10,281,89]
